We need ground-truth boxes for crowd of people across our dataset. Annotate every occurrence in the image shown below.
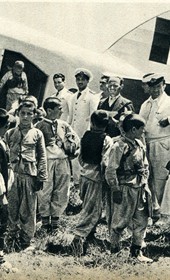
[0,60,170,268]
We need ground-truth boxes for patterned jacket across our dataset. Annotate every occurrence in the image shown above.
[36,118,80,160]
[5,125,47,181]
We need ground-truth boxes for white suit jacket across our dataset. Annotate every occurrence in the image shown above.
[68,87,99,138]
[51,87,73,122]
[139,92,170,139]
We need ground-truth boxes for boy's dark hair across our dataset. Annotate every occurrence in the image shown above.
[91,110,109,129]
[43,97,62,112]
[17,100,37,113]
[53,73,65,81]
[0,108,9,128]
[122,113,145,132]
[100,75,110,83]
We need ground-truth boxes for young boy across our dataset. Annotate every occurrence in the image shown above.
[0,109,13,266]
[71,110,112,254]
[105,113,153,262]
[5,100,47,250]
[36,97,80,233]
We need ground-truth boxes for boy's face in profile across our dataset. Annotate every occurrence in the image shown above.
[18,106,35,126]
[47,105,63,120]
[133,125,145,139]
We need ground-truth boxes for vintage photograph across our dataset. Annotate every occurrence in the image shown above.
[0,1,170,279]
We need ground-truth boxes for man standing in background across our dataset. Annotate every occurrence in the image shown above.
[140,74,170,224]
[0,61,28,111]
[98,76,134,137]
[68,68,99,187]
[51,73,73,122]
[97,74,110,108]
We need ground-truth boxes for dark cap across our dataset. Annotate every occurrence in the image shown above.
[143,73,165,87]
[142,73,155,83]
[75,68,93,81]
[53,73,65,81]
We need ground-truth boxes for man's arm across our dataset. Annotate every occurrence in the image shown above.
[22,72,29,94]
[0,72,10,93]
[36,130,48,182]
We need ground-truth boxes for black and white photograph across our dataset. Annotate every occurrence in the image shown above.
[0,1,170,279]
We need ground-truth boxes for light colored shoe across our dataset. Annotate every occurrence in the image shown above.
[0,261,13,272]
[0,261,19,273]
[136,251,153,263]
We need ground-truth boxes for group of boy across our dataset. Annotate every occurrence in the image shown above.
[0,65,170,267]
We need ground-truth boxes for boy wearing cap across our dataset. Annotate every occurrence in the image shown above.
[5,100,47,250]
[0,60,28,111]
[140,74,170,224]
[105,113,153,262]
[36,97,80,233]
[68,68,99,187]
[71,110,112,254]
[98,76,134,137]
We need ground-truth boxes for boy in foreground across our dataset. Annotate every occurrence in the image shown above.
[71,110,112,254]
[105,113,153,262]
[5,100,47,250]
[0,109,14,268]
[36,97,80,233]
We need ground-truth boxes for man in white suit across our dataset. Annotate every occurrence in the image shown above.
[140,74,170,224]
[51,73,73,122]
[69,68,99,186]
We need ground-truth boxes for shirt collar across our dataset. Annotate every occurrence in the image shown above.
[19,123,33,130]
[108,93,120,105]
[147,91,166,105]
[77,87,88,95]
[44,118,58,124]
[123,135,137,147]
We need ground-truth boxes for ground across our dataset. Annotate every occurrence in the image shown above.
[1,213,170,280]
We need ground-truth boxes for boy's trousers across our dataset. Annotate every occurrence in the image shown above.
[38,158,70,218]
[8,173,37,244]
[75,176,103,238]
[108,185,149,248]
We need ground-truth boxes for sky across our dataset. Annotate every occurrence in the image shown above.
[0,1,170,53]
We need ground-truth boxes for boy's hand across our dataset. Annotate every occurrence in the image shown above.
[113,191,122,204]
[33,181,43,192]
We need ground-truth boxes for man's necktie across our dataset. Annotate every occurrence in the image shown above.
[77,92,81,99]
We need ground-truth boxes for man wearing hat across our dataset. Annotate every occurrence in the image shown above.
[0,60,28,111]
[140,73,170,224]
[98,76,134,137]
[68,68,99,187]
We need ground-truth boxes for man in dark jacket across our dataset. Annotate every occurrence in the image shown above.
[98,76,134,137]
